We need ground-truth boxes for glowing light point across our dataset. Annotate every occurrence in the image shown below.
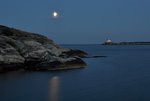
[53,12,58,18]
[106,39,112,43]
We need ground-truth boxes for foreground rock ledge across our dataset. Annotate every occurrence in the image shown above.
[0,25,87,72]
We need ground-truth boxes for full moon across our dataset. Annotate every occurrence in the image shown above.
[53,12,58,18]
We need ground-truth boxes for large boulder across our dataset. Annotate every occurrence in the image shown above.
[0,25,87,72]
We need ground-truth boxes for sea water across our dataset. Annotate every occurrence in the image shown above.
[0,44,150,101]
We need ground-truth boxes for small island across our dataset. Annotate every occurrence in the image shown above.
[102,39,150,45]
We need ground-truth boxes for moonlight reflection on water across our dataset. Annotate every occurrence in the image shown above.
[49,76,60,101]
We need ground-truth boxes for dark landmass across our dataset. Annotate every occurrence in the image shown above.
[84,56,107,58]
[102,42,150,45]
[0,25,88,73]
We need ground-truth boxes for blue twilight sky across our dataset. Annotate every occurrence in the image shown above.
[0,0,150,44]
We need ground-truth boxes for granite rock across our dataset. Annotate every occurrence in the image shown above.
[0,25,87,72]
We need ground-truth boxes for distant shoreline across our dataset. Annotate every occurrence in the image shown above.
[102,42,150,45]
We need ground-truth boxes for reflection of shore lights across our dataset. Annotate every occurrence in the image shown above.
[53,12,58,18]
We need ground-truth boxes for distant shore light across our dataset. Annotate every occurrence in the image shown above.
[106,39,112,43]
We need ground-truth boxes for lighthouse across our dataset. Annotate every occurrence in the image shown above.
[106,39,112,43]
[102,39,117,45]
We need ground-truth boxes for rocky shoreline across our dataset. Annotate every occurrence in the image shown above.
[0,25,87,73]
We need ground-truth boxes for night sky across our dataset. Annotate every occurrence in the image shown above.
[0,0,150,44]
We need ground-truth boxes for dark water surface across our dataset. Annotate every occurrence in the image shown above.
[1,45,150,101]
